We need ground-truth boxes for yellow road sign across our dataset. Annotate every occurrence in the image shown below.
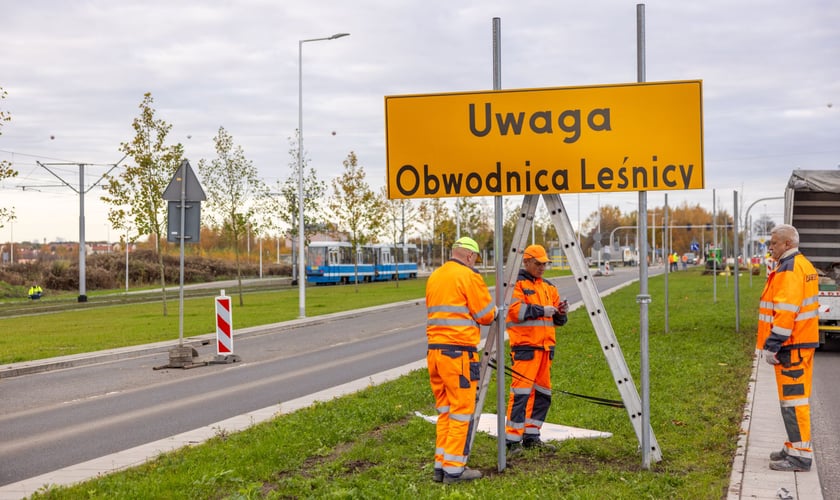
[385,80,703,199]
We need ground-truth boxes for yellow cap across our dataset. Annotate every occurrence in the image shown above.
[452,237,480,253]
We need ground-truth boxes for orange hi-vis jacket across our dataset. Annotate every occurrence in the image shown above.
[757,251,820,352]
[506,269,564,349]
[426,259,496,347]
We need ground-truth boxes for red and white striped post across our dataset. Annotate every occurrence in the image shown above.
[215,290,233,355]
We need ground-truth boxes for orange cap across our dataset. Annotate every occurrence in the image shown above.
[523,244,550,263]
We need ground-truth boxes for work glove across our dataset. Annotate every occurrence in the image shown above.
[763,350,780,365]
[542,305,558,317]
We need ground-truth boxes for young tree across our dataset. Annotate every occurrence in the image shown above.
[665,201,716,255]
[379,187,419,287]
[459,197,494,260]
[418,198,451,267]
[0,87,18,228]
[328,151,383,291]
[580,204,635,259]
[102,92,183,316]
[454,197,481,236]
[752,213,776,239]
[275,132,327,276]
[198,126,271,306]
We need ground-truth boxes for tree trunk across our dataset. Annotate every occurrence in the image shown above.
[155,232,168,316]
[235,239,244,307]
[353,259,359,293]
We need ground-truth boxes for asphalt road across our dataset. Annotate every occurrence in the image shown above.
[0,301,430,485]
[0,265,699,487]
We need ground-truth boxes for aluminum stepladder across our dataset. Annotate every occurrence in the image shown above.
[469,193,662,463]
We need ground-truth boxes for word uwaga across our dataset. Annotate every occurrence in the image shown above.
[395,158,696,197]
[467,102,610,143]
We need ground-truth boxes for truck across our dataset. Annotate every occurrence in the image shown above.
[622,246,639,266]
[785,169,840,347]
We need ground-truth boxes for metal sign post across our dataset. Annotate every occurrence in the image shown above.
[161,159,206,368]
[636,3,654,469]
[491,16,507,472]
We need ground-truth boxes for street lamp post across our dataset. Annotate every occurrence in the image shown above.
[297,32,349,319]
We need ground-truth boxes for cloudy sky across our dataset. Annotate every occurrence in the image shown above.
[1,0,838,244]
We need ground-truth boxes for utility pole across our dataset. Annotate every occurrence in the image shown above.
[37,156,125,302]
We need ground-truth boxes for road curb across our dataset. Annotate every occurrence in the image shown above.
[726,353,759,499]
[0,298,426,379]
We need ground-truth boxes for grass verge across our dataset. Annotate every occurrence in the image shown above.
[0,279,432,364]
[28,269,760,499]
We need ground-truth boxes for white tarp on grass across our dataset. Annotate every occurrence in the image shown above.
[415,412,612,441]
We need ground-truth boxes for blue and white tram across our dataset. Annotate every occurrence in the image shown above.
[305,241,418,284]
[305,242,356,284]
[305,241,375,284]
[369,243,419,281]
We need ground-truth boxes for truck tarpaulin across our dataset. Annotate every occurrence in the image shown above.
[785,169,840,346]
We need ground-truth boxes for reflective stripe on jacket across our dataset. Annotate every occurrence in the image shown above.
[426,259,496,347]
[506,269,562,349]
[757,251,820,352]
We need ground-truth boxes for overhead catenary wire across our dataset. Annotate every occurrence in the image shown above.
[1,148,127,192]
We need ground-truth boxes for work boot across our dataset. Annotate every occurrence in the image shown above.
[433,468,443,482]
[443,467,482,484]
[506,440,524,457]
[769,447,788,461]
[769,456,811,472]
[523,438,557,452]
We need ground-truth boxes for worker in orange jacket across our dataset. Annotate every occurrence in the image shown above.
[505,244,568,455]
[426,236,496,484]
[757,224,820,472]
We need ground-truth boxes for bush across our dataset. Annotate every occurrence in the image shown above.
[0,249,273,293]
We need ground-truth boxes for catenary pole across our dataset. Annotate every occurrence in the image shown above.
[78,164,86,301]
[36,157,124,302]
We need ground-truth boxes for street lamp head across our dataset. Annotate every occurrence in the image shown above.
[329,33,350,39]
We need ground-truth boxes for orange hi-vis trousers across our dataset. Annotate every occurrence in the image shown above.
[774,348,814,463]
[505,347,553,443]
[427,345,480,477]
